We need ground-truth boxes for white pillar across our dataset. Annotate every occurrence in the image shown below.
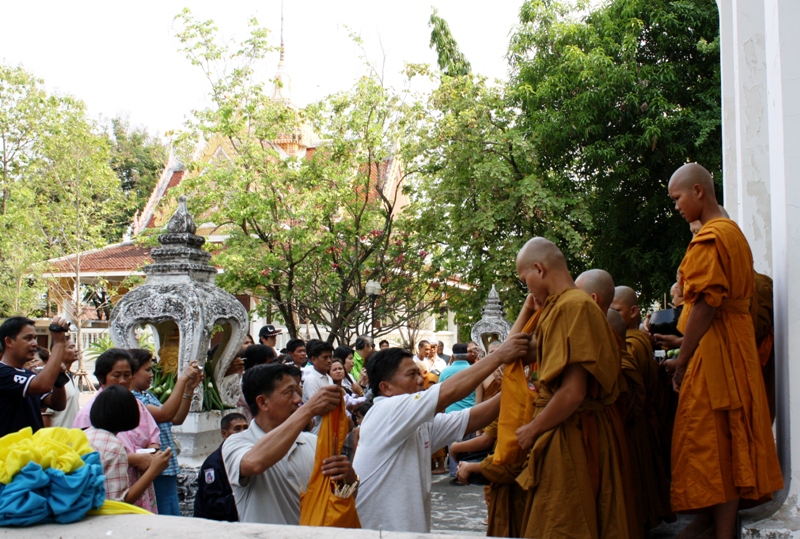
[733,0,800,533]
[719,0,773,275]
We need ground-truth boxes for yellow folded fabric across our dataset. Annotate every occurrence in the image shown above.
[88,500,152,515]
[0,427,92,484]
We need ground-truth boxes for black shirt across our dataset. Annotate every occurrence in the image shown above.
[0,363,47,437]
[194,444,238,521]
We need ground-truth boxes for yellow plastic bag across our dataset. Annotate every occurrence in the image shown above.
[299,399,361,528]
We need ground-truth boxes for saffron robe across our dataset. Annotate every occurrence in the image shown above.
[750,272,775,422]
[626,329,672,523]
[479,420,527,538]
[517,289,632,539]
[671,219,783,511]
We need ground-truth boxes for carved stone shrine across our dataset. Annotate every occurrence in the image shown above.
[108,196,249,513]
[470,284,512,353]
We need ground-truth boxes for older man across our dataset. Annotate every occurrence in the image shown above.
[223,364,355,525]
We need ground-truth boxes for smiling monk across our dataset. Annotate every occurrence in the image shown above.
[664,163,782,538]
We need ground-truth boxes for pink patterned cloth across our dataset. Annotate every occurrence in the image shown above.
[85,427,158,513]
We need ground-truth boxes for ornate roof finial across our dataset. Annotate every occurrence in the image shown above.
[166,196,197,235]
[279,0,285,65]
[273,0,292,102]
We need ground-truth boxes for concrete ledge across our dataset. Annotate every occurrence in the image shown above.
[0,514,480,539]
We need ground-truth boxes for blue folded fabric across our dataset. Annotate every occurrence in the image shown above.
[0,452,106,526]
[0,462,50,526]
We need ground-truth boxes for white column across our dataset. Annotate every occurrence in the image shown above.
[719,0,773,275]
[740,0,800,532]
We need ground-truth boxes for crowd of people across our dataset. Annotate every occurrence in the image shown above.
[0,163,783,538]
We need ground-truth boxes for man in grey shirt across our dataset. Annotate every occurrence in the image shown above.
[223,363,357,525]
[353,335,530,533]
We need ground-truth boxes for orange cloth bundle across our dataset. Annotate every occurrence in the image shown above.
[492,310,540,465]
[299,398,361,528]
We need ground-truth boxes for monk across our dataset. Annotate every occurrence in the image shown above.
[455,419,527,537]
[577,270,656,535]
[664,163,782,538]
[511,238,631,539]
[751,272,775,422]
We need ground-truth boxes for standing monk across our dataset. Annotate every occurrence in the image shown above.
[512,239,631,539]
[577,270,648,536]
[664,163,782,538]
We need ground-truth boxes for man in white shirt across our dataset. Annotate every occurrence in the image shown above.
[353,336,531,533]
[223,363,356,525]
[301,341,334,434]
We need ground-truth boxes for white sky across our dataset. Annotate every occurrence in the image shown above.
[1,1,522,137]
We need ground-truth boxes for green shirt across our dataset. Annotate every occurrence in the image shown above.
[351,351,365,380]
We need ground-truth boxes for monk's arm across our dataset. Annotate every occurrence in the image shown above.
[464,393,501,434]
[437,334,529,412]
[516,365,587,450]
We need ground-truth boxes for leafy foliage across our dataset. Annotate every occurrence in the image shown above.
[428,9,472,77]
[174,10,443,345]
[106,117,168,240]
[509,0,721,302]
[0,65,124,317]
[404,65,590,326]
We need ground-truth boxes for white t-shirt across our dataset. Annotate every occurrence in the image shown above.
[301,369,333,435]
[353,384,470,533]
[222,420,316,525]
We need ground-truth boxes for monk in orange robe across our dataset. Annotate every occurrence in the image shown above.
[455,419,527,537]
[664,163,783,538]
[510,238,632,539]
[750,272,775,422]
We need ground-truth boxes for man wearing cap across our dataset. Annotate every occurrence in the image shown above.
[258,324,282,349]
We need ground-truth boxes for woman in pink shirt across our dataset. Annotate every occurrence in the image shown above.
[73,349,161,512]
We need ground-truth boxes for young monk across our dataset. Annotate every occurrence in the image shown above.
[510,238,632,539]
[663,163,782,538]
[576,270,648,535]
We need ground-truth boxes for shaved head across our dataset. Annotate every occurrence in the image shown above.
[613,286,638,309]
[516,237,574,303]
[669,163,715,193]
[516,237,568,271]
[668,163,723,225]
[576,269,615,313]
[610,286,640,330]
[607,310,627,342]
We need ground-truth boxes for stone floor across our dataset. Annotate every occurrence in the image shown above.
[430,472,690,538]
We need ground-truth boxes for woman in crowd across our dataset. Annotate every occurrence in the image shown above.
[330,357,366,411]
[86,385,172,508]
[128,348,202,516]
[73,348,161,512]
[333,346,363,397]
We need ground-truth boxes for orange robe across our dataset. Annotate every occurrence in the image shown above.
[750,272,775,422]
[517,288,632,539]
[671,219,783,511]
[626,329,672,523]
[479,421,527,538]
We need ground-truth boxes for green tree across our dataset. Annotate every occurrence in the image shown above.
[174,10,442,344]
[509,0,721,302]
[106,116,168,239]
[0,64,123,319]
[404,64,589,326]
[428,8,472,77]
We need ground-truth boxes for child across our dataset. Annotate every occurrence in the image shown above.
[85,385,171,511]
